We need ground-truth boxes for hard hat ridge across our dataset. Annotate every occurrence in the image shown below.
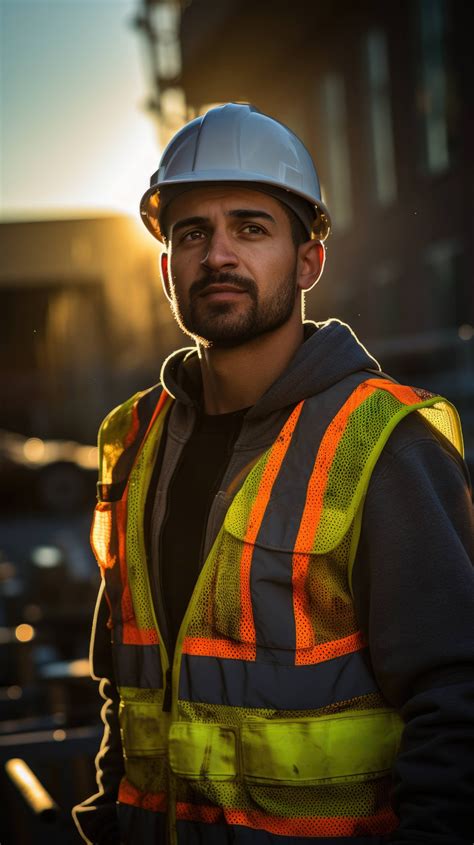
[140,102,331,242]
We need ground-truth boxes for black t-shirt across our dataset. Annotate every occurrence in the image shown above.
[159,406,248,658]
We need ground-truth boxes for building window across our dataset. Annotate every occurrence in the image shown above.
[371,260,400,335]
[149,2,182,80]
[320,73,352,231]
[366,29,397,205]
[424,239,464,328]
[418,0,450,173]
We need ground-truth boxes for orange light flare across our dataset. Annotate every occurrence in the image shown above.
[15,623,35,643]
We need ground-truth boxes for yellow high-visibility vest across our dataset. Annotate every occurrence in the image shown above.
[91,378,463,844]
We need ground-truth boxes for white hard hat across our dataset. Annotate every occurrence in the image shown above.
[140,103,331,242]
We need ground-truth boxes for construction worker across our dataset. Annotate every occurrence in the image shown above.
[74,104,474,845]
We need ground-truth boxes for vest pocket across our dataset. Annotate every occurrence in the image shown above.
[167,709,401,787]
[210,529,299,651]
[204,511,363,661]
[119,698,170,793]
[240,709,402,787]
[169,722,237,781]
[166,711,401,831]
[120,700,168,756]
[239,710,401,835]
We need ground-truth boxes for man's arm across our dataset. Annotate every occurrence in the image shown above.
[73,582,124,845]
[352,412,474,844]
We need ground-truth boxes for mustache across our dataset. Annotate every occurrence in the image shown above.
[190,272,257,299]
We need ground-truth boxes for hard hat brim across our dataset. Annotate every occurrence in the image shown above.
[140,176,331,243]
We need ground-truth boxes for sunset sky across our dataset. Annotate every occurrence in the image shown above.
[1,0,161,220]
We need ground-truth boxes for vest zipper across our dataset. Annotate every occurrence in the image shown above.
[155,422,194,711]
[169,521,226,845]
[141,407,174,709]
[163,667,172,712]
[154,530,172,709]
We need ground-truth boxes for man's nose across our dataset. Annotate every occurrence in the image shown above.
[200,230,238,271]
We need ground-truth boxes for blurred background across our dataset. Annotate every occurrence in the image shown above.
[1,0,473,841]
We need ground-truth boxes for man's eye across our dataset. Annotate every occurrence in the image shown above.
[183,230,205,241]
[242,224,264,235]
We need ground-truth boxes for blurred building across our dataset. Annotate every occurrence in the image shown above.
[136,0,474,456]
[0,215,181,442]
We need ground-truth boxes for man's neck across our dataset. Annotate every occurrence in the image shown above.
[198,319,305,415]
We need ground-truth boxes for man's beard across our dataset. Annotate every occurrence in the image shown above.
[170,266,298,349]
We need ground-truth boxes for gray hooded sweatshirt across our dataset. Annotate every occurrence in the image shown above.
[74,319,474,845]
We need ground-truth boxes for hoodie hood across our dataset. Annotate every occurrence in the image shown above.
[160,319,380,419]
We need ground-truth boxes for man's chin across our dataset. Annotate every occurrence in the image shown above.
[203,335,255,350]
[188,329,257,350]
[185,315,258,349]
[188,321,288,350]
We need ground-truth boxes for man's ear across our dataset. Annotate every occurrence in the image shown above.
[160,251,172,302]
[297,240,325,293]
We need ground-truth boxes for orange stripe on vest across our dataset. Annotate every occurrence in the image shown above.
[118,777,167,812]
[293,381,378,650]
[238,400,304,650]
[176,801,398,837]
[181,636,257,660]
[370,379,422,406]
[295,629,366,666]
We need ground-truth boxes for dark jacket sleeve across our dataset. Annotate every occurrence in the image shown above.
[352,413,474,844]
[73,580,124,845]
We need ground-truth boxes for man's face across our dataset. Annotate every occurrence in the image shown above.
[164,186,302,348]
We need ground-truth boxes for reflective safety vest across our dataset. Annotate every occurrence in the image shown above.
[91,378,463,844]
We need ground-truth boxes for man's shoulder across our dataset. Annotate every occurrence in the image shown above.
[95,382,166,491]
[98,382,164,439]
[379,406,463,474]
[369,388,470,495]
[305,370,465,474]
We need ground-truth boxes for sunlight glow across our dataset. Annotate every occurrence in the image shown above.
[2,0,163,222]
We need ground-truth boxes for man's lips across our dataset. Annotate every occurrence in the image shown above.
[198,284,249,299]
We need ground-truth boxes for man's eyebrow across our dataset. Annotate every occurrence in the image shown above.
[171,209,277,235]
[226,209,276,224]
[171,216,208,234]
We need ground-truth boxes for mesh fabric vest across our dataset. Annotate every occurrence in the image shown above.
[91,378,463,844]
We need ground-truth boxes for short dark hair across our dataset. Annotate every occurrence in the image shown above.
[280,203,311,248]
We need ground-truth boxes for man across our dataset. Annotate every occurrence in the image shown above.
[74,104,474,845]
